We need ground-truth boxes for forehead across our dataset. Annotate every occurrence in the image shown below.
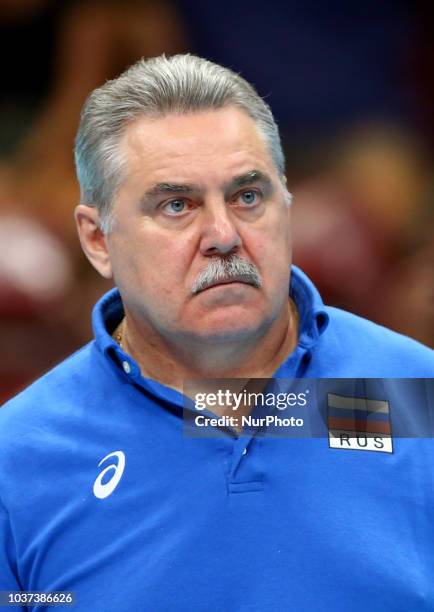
[119,107,277,185]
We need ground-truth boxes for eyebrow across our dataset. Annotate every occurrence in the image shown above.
[224,170,273,197]
[142,182,198,199]
[140,169,273,206]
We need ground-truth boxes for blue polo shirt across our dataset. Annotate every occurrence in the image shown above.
[0,267,433,611]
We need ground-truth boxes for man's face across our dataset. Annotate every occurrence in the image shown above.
[105,107,292,344]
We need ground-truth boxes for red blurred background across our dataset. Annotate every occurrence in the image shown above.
[0,0,433,402]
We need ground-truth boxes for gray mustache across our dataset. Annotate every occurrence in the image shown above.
[191,255,262,295]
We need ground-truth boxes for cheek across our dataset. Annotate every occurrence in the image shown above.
[120,232,195,298]
[273,212,292,263]
[248,213,291,267]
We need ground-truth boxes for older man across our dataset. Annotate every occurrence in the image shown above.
[0,54,433,611]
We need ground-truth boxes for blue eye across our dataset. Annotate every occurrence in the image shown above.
[239,190,259,206]
[164,199,187,215]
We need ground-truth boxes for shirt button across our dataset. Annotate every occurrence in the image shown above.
[122,361,131,374]
[242,448,247,456]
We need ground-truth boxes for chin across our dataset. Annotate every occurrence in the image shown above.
[191,314,268,344]
[196,328,257,344]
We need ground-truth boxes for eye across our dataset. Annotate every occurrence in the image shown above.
[162,199,189,215]
[237,190,260,206]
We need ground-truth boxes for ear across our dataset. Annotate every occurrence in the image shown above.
[74,205,113,279]
[282,175,293,207]
[281,180,292,262]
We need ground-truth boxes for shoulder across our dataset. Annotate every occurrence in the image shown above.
[0,341,117,500]
[0,342,98,436]
[317,307,434,376]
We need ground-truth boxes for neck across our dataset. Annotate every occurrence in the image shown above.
[117,300,299,393]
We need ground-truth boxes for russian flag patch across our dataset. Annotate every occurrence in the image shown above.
[327,393,393,453]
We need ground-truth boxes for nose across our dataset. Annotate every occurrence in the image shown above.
[199,200,242,256]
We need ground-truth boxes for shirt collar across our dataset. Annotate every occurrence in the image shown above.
[289,265,329,348]
[92,264,329,370]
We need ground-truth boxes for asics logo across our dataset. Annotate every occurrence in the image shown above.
[93,451,126,499]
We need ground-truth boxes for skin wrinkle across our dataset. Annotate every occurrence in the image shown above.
[139,169,273,207]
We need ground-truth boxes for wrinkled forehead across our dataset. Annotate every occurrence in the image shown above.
[118,107,278,184]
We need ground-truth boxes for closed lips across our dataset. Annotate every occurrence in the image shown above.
[200,276,256,291]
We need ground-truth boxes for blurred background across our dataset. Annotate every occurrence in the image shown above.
[0,0,433,402]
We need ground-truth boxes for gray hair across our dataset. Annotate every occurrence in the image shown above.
[74,53,287,232]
